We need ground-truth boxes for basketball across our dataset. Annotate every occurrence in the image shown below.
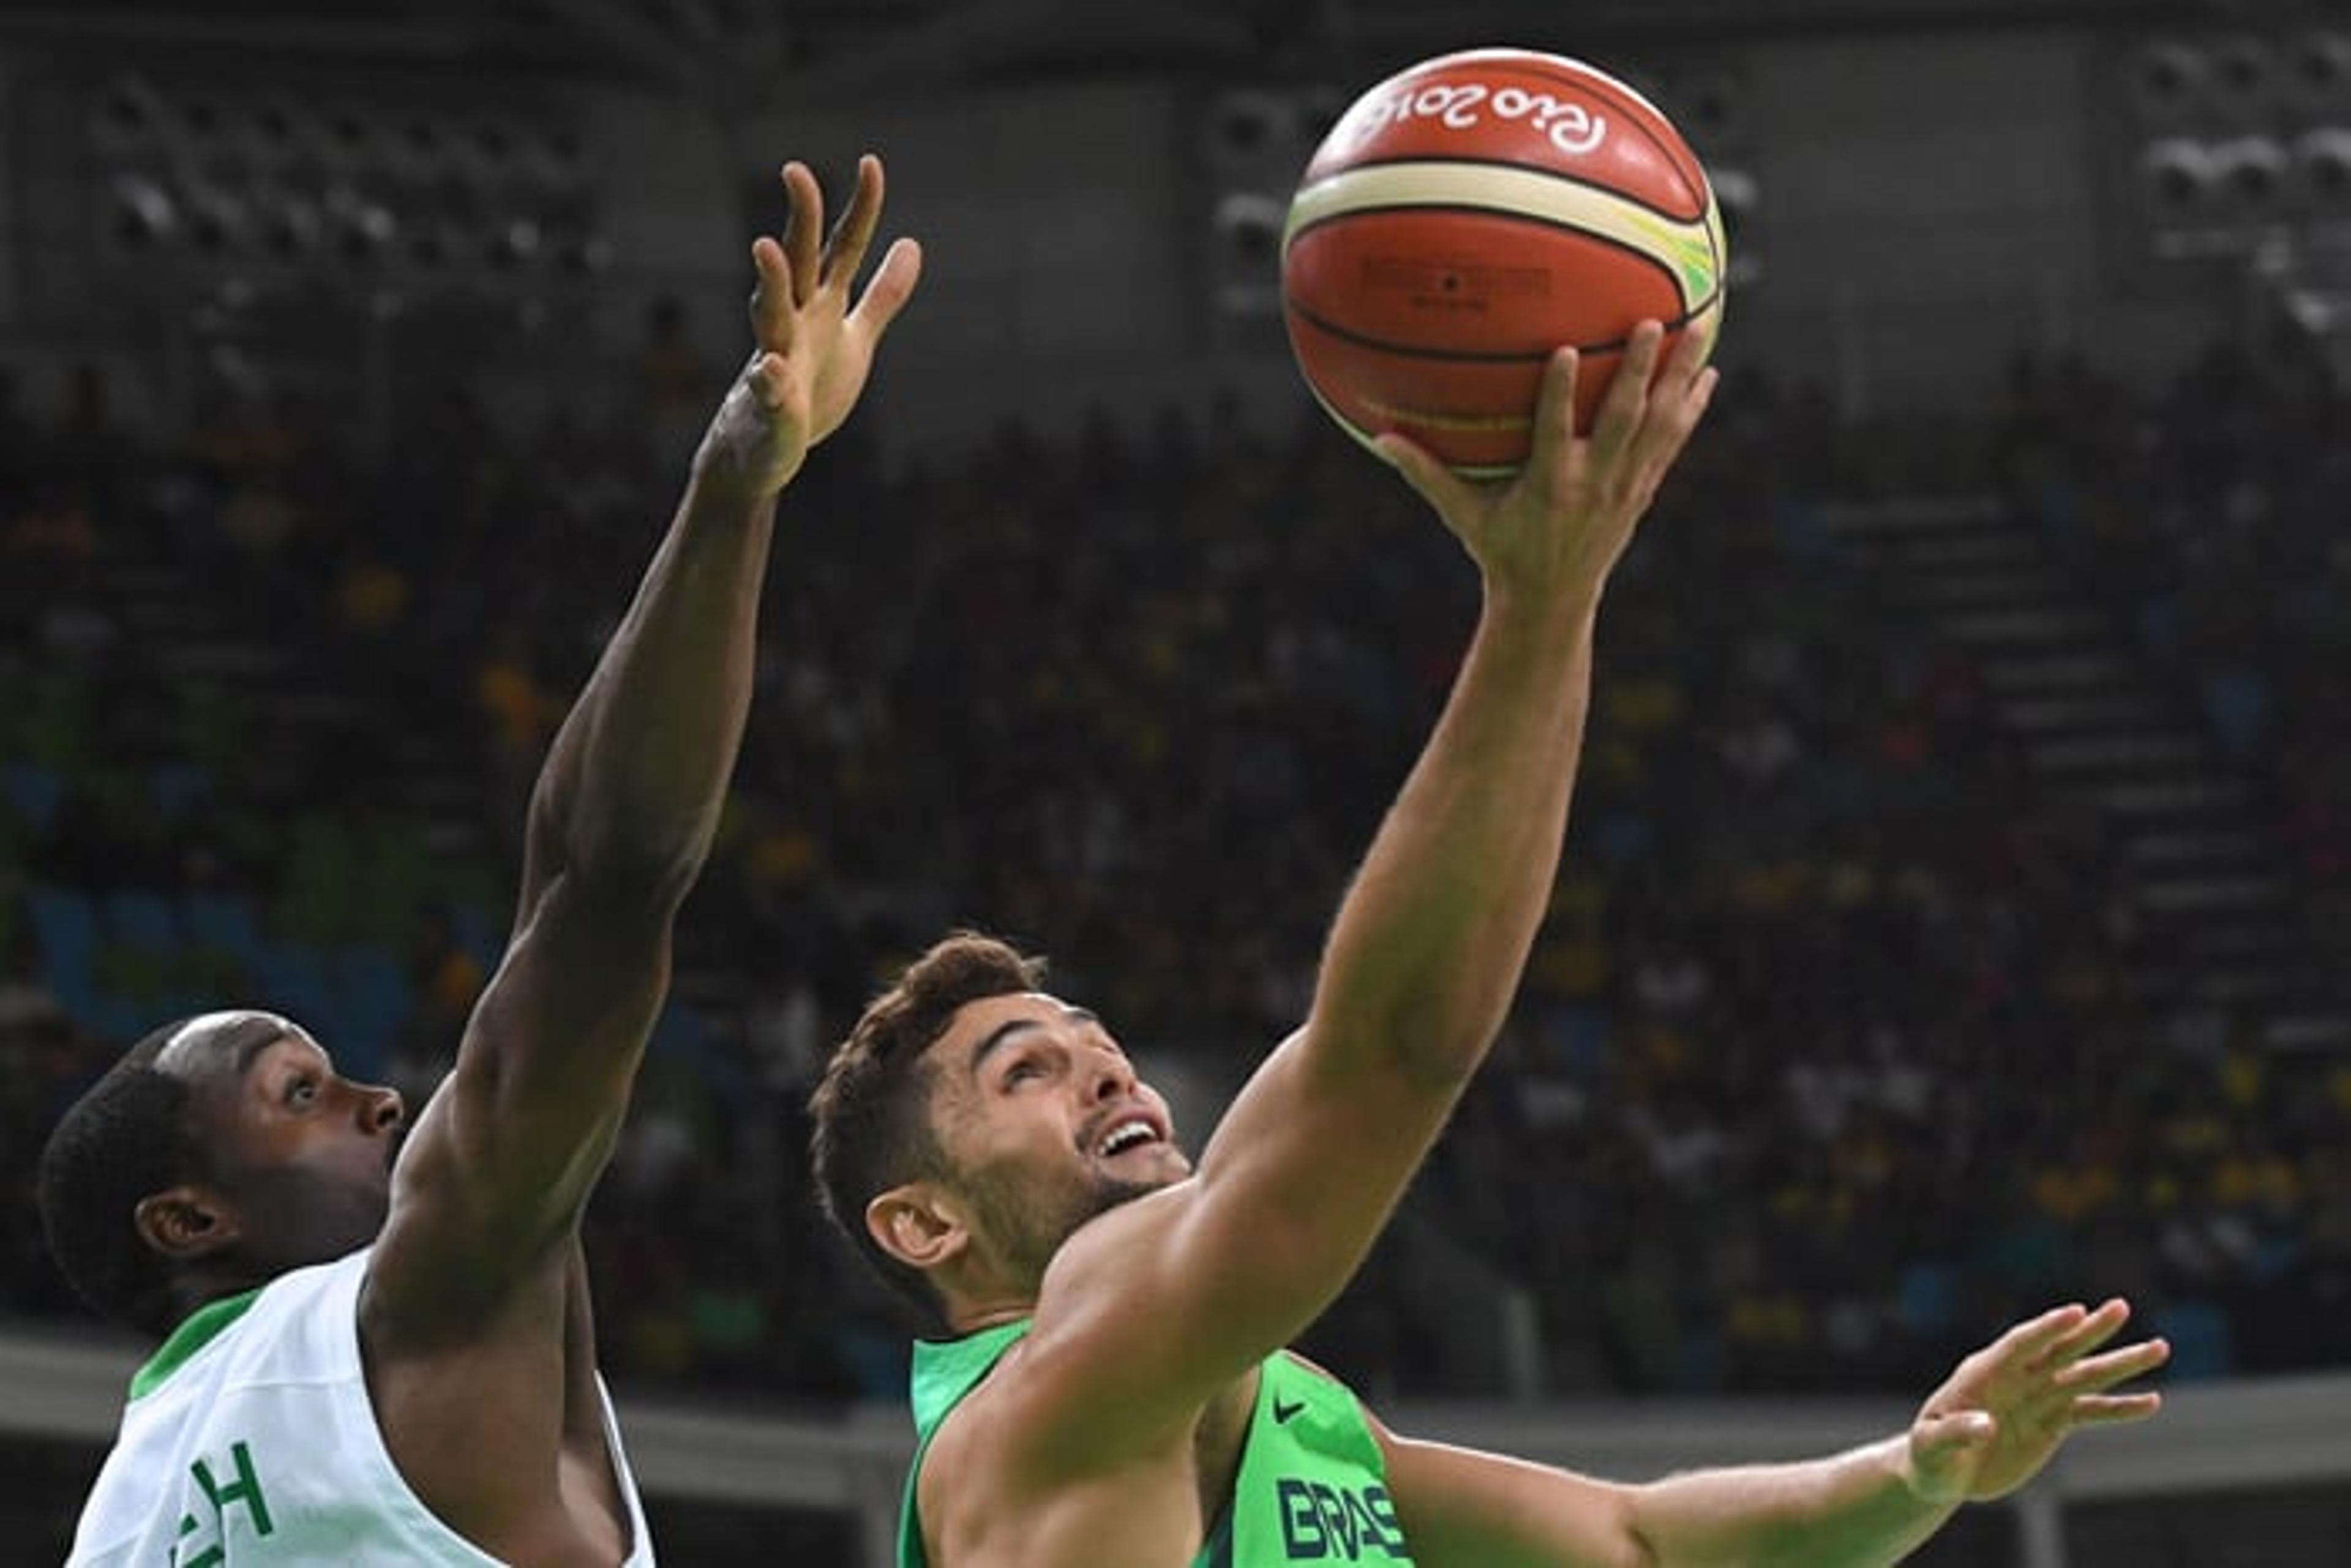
[1281,48,1728,476]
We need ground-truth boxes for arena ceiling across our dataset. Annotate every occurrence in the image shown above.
[0,0,2279,108]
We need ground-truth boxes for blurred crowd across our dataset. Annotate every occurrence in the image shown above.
[1997,332,2351,973]
[2,303,2347,1414]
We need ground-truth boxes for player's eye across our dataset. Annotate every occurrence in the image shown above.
[285,1077,318,1106]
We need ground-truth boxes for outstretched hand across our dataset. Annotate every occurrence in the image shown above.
[1376,320,1715,610]
[1905,1299,2170,1504]
[696,152,923,501]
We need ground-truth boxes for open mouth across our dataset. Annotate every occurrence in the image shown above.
[1091,1114,1166,1160]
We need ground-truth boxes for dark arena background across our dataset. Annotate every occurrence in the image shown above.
[4,1,2351,1562]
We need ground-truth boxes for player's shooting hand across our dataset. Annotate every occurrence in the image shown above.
[696,152,923,501]
[1376,320,1715,613]
[1905,1298,2169,1506]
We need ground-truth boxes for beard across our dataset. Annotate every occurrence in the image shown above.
[966,1161,1169,1288]
[222,1158,392,1275]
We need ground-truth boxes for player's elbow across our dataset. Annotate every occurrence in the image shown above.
[523,775,714,914]
[1615,1484,1678,1568]
[1321,1008,1506,1097]
[535,814,706,916]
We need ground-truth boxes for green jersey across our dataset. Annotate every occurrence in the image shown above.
[901,1321,1414,1566]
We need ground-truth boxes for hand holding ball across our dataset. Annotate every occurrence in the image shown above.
[1281,48,1728,476]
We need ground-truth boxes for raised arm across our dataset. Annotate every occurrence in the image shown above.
[1021,324,1717,1438]
[1377,1300,2167,1568]
[372,156,920,1322]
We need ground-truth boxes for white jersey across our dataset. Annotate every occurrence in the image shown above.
[66,1247,655,1566]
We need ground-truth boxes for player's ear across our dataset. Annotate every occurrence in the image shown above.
[868,1182,966,1275]
[134,1185,242,1261]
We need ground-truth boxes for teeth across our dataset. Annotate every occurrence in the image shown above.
[1098,1119,1155,1156]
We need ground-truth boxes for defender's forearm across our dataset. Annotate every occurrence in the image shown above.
[526,470,776,904]
[1309,585,1599,1085]
[1631,1438,1955,1568]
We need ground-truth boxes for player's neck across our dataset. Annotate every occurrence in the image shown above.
[941,1286,1040,1337]
[159,1266,274,1337]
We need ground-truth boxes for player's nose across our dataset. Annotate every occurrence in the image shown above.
[1085,1048,1136,1101]
[359,1083,405,1133]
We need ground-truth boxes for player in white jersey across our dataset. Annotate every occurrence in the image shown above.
[37,154,921,1566]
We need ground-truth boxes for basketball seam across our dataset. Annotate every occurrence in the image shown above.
[1293,152,1706,225]
[1703,191,1725,307]
[1284,201,1722,326]
[1285,287,1720,364]
[1301,378,1521,479]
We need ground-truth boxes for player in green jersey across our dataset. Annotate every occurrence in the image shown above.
[811,324,2168,1567]
[42,156,920,1566]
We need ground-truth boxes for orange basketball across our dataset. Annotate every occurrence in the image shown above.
[1281,48,1728,476]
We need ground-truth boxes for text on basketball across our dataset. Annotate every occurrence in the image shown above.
[1342,81,1608,157]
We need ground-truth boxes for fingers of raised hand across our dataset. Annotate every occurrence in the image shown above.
[1586,320,1719,511]
[849,236,924,337]
[1625,360,1717,489]
[2046,1297,2135,1365]
[781,160,826,303]
[2056,1336,2171,1397]
[1631,326,1720,463]
[751,236,794,350]
[748,351,788,411]
[1992,1302,2094,1367]
[1517,347,1584,504]
[1372,430,1469,520]
[2066,1391,2164,1427]
[2001,1323,2165,1433]
[1655,313,1714,393]
[822,154,886,296]
[1586,321,1663,474]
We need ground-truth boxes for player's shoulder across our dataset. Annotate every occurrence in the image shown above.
[920,1326,1114,1494]
[66,1439,164,1567]
[1025,1177,1199,1324]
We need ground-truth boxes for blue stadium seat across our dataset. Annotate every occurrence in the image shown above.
[91,995,154,1046]
[448,900,503,967]
[105,890,185,954]
[1536,1003,1611,1077]
[1591,811,1652,868]
[251,943,336,1033]
[1895,1260,1958,1337]
[148,763,214,816]
[182,891,268,969]
[27,887,101,1018]
[652,1001,713,1061]
[0,762,65,830]
[28,887,97,967]
[2154,1299,2234,1381]
[328,944,412,1083]
[835,1326,911,1403]
[2201,669,2269,759]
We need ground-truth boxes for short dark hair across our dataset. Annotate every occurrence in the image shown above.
[809,932,1045,1317]
[37,1019,212,1338]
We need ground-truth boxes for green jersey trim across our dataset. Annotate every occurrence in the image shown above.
[900,1321,1409,1566]
[910,1319,1029,1435]
[129,1287,264,1400]
[901,1320,1030,1568]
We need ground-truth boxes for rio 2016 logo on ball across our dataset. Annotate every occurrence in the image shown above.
[1281,48,1728,477]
